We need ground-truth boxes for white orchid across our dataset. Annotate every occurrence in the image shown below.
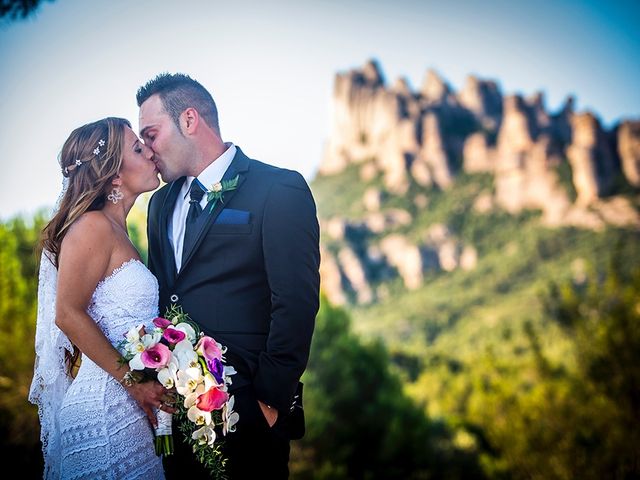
[173,339,199,370]
[151,326,164,336]
[128,353,144,371]
[192,425,216,446]
[224,365,237,383]
[125,324,144,343]
[173,322,197,343]
[183,382,207,407]
[183,390,198,409]
[222,395,239,436]
[122,324,146,356]
[157,357,179,389]
[123,340,144,357]
[173,338,193,354]
[141,331,162,348]
[187,404,212,426]
[176,367,203,396]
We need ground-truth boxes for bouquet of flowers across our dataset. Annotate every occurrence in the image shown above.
[117,305,239,478]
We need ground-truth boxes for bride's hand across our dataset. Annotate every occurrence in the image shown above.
[125,381,176,427]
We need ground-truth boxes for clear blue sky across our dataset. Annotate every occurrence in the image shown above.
[1,0,638,219]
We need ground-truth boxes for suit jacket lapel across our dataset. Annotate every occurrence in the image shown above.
[159,177,185,286]
[179,148,250,276]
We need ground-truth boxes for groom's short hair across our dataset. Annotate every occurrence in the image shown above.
[136,73,220,135]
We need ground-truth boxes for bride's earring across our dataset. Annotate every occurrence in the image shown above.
[107,187,124,204]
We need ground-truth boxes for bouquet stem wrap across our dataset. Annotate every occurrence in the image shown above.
[154,410,174,456]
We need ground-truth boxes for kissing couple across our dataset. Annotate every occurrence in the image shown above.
[29,73,320,479]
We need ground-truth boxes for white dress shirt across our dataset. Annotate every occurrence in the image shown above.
[169,143,237,271]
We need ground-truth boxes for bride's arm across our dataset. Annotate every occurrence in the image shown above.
[55,212,170,425]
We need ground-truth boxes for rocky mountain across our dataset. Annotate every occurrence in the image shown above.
[313,60,640,307]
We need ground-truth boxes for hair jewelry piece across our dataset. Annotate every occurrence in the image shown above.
[63,139,106,176]
[64,159,83,175]
[93,139,106,156]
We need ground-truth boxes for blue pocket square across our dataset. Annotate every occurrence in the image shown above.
[214,208,250,225]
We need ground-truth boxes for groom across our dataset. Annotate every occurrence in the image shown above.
[138,73,320,478]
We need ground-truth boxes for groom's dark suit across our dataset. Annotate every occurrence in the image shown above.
[147,147,320,478]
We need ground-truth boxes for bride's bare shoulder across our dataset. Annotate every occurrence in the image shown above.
[58,211,114,276]
[65,211,114,244]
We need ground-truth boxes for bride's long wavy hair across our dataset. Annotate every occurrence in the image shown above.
[41,117,130,375]
[42,117,130,267]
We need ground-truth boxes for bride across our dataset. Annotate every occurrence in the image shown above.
[29,117,171,479]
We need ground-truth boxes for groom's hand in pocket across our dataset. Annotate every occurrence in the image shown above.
[258,400,278,427]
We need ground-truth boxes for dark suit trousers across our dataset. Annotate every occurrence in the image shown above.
[163,385,290,479]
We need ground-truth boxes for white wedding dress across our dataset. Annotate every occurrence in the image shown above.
[31,257,165,479]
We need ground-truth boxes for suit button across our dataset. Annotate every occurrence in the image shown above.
[170,294,179,303]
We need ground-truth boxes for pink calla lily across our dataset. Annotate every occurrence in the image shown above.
[163,327,186,344]
[196,336,223,362]
[153,317,172,328]
[141,343,171,369]
[196,386,229,412]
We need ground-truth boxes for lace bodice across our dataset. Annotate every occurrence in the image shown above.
[88,258,159,343]
[55,259,164,479]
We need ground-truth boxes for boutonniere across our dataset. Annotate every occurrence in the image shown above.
[207,174,239,212]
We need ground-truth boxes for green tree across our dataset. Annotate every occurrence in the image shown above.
[292,297,483,479]
[542,257,640,478]
[0,214,47,476]
[466,257,640,479]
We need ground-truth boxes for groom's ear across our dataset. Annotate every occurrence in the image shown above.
[181,108,199,135]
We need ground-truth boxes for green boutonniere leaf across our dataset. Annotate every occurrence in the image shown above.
[207,174,239,213]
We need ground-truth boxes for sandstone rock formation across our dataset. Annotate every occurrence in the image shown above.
[315,60,640,305]
[379,235,423,290]
[319,246,347,306]
[338,246,374,304]
[458,75,502,131]
[319,60,640,228]
[618,120,640,187]
[567,113,616,205]
[318,214,477,302]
